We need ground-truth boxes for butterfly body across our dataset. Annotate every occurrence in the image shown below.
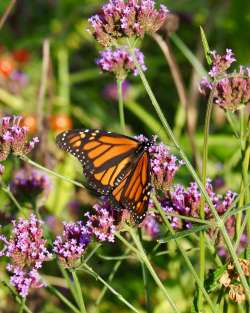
[56,129,153,224]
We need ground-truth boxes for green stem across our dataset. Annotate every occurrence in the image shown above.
[20,156,86,190]
[1,280,32,313]
[71,270,87,313]
[19,298,25,313]
[138,229,152,313]
[47,285,81,313]
[117,79,126,133]
[153,195,218,313]
[59,265,79,306]
[82,263,141,313]
[125,226,180,313]
[128,40,250,300]
[198,87,214,311]
[96,248,130,305]
[1,183,23,211]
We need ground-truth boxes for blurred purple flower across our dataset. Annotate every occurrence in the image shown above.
[0,214,51,297]
[0,116,39,161]
[103,80,130,101]
[141,213,160,239]
[10,167,50,202]
[53,221,91,268]
[96,47,146,80]
[86,199,116,242]
[88,0,168,47]
[0,163,4,175]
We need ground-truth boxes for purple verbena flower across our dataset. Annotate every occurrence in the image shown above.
[86,199,116,242]
[212,71,250,111]
[149,141,184,192]
[10,167,51,202]
[199,49,250,111]
[0,116,39,161]
[152,180,237,230]
[96,47,146,80]
[0,214,51,297]
[53,221,91,268]
[209,49,236,78]
[7,266,44,298]
[88,0,168,47]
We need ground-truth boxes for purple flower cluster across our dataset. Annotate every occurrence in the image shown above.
[86,199,116,242]
[96,47,146,79]
[53,198,117,267]
[10,167,51,201]
[53,221,91,268]
[200,49,250,111]
[88,0,168,47]
[0,116,39,162]
[149,142,184,192]
[0,214,51,297]
[151,180,237,230]
[209,49,236,78]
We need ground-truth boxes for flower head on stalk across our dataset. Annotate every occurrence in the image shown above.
[0,116,39,161]
[86,198,117,242]
[88,0,168,47]
[149,141,184,192]
[96,47,146,80]
[151,180,237,230]
[0,214,51,297]
[200,49,250,111]
[53,221,91,268]
[10,167,51,203]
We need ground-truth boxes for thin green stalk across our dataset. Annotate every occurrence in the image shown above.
[1,183,23,211]
[71,270,87,313]
[125,226,180,313]
[59,265,79,306]
[1,280,32,313]
[19,298,25,313]
[117,79,126,133]
[198,87,214,311]
[96,248,130,305]
[138,230,152,313]
[20,155,86,190]
[128,40,250,300]
[153,195,218,313]
[82,263,141,313]
[47,285,81,313]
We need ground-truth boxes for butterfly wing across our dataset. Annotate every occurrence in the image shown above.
[56,129,139,195]
[111,150,151,224]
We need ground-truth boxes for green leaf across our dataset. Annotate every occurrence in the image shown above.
[159,224,209,243]
[205,265,228,293]
[200,26,212,65]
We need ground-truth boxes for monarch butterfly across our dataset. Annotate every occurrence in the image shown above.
[56,129,153,224]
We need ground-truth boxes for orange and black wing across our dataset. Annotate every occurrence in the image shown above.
[111,150,152,224]
[56,129,139,195]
